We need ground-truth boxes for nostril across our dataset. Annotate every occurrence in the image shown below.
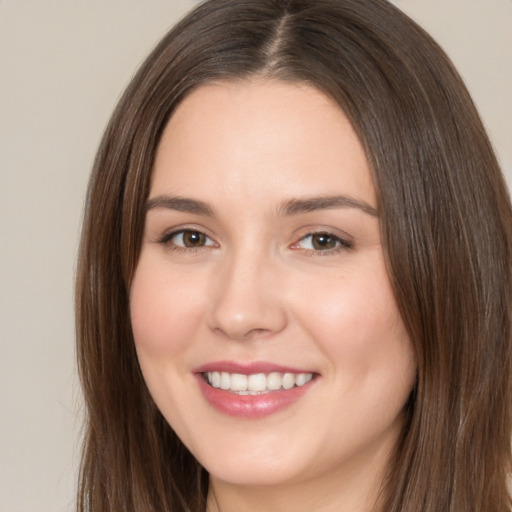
[243,328,271,340]
[213,326,272,341]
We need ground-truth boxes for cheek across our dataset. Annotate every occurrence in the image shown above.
[129,255,206,358]
[294,261,414,377]
[129,255,208,424]
[297,264,416,439]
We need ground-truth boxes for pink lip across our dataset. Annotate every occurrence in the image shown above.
[194,360,310,375]
[193,361,317,419]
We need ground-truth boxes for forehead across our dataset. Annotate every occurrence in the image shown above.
[151,79,375,208]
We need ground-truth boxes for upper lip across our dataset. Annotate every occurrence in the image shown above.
[194,360,315,375]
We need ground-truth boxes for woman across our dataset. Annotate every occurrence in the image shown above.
[75,0,512,510]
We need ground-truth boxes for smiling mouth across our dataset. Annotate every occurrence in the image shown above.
[203,371,315,395]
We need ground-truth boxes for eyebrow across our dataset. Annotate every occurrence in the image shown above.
[278,196,378,217]
[145,194,378,218]
[145,196,214,216]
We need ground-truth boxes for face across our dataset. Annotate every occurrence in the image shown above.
[130,80,416,495]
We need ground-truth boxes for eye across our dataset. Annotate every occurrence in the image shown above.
[293,232,352,253]
[164,229,216,249]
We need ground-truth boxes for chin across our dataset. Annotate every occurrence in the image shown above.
[194,437,310,487]
[206,460,298,487]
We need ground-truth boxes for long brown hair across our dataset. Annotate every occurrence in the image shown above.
[75,0,512,510]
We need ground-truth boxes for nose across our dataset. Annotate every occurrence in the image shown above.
[207,251,288,342]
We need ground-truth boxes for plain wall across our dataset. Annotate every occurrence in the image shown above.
[0,1,510,511]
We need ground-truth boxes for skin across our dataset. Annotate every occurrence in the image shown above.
[130,79,417,512]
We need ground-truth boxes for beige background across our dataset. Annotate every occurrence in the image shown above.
[0,1,510,511]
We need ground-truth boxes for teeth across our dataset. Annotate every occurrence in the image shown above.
[220,372,230,390]
[267,372,282,390]
[247,373,267,391]
[282,373,295,390]
[212,371,221,388]
[230,373,247,391]
[205,371,314,394]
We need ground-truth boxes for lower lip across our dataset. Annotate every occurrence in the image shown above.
[195,374,315,419]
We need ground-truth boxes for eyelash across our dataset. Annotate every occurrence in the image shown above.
[158,229,353,255]
[158,229,217,253]
[293,232,353,256]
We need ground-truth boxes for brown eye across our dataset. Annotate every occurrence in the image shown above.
[311,233,338,250]
[294,231,352,253]
[168,230,215,249]
[182,230,206,247]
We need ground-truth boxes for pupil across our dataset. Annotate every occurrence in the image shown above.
[313,233,335,250]
[184,231,204,247]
